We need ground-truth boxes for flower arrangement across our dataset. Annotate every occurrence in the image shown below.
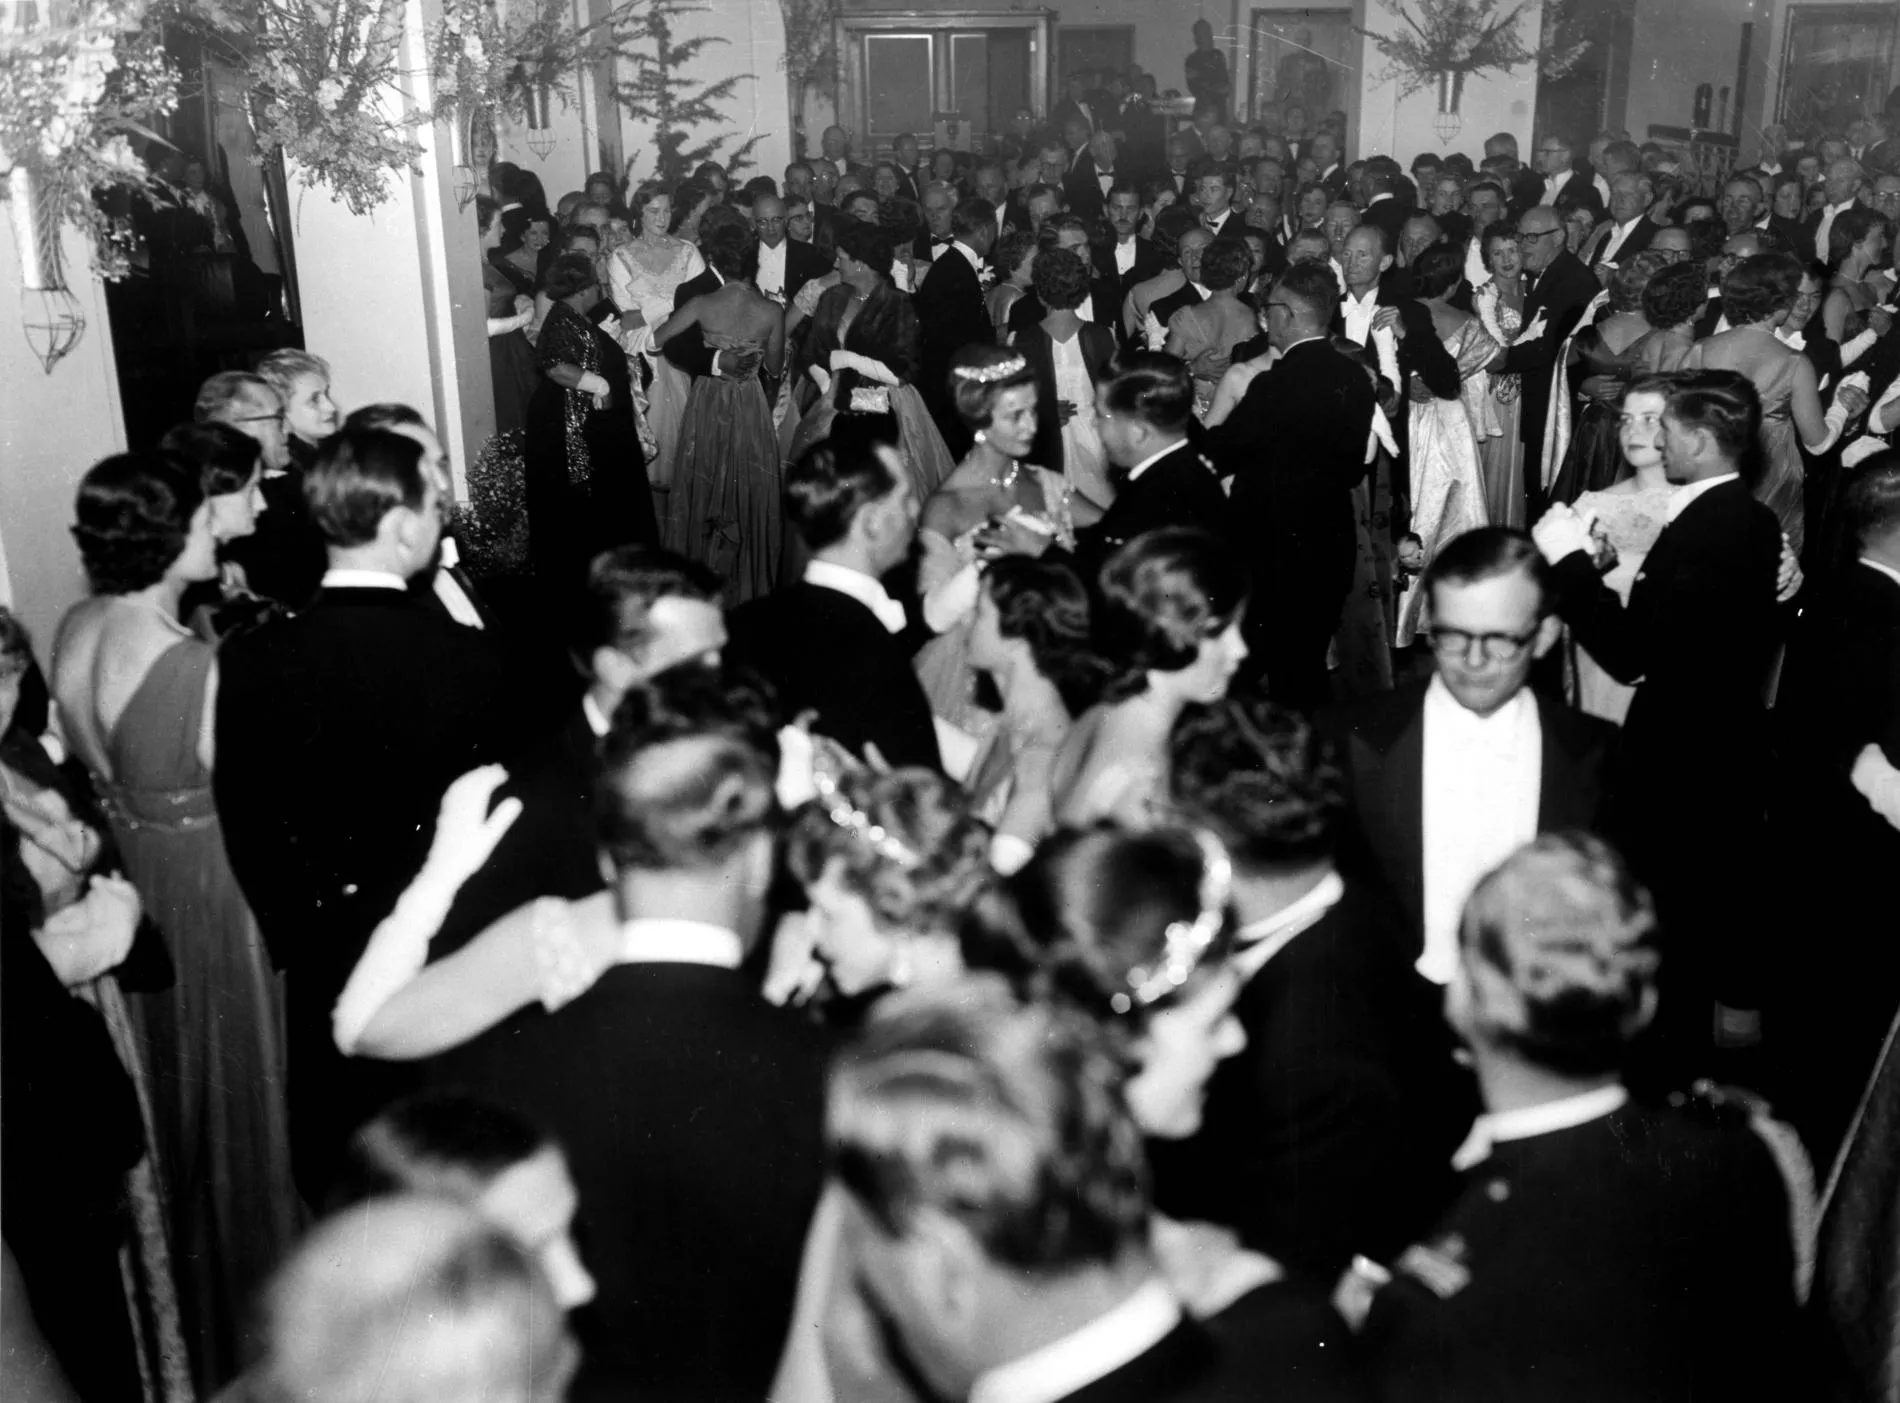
[428,0,613,142]
[1,0,177,280]
[1359,0,1587,99]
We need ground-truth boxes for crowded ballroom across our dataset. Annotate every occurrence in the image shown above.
[8,20,1900,1403]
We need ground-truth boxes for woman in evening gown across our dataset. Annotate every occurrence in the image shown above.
[1014,248,1117,514]
[656,228,787,605]
[1473,227,1529,526]
[1393,247,1498,647]
[1547,251,1669,504]
[51,451,300,1394]
[1165,236,1259,424]
[608,181,708,500]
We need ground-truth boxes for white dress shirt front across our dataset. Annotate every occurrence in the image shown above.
[805,560,907,634]
[755,238,788,300]
[1115,236,1138,275]
[1596,216,1646,264]
[1340,287,1380,346]
[967,1279,1181,1403]
[1419,676,1543,985]
[1815,199,1856,260]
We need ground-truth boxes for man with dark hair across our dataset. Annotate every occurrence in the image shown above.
[217,423,523,1197]
[1205,261,1375,708]
[726,435,940,769]
[1064,128,1122,223]
[1155,695,1473,1279]
[1051,68,1100,140]
[195,369,330,609]
[1360,166,1411,253]
[1774,452,1900,1162]
[1323,527,1615,980]
[1193,161,1242,240]
[1359,833,1800,1401]
[1080,353,1227,570]
[1535,371,1784,1076]
[915,197,998,453]
[1104,183,1163,297]
[429,667,829,1403]
[890,131,922,202]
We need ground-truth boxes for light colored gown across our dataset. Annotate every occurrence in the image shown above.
[1395,319,1499,646]
[1050,332,1113,508]
[1474,284,1526,527]
[1568,481,1674,724]
[609,237,707,492]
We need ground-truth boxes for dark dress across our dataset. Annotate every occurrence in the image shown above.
[483,259,538,436]
[1547,325,1636,504]
[81,640,300,1389]
[666,334,782,606]
[525,300,658,590]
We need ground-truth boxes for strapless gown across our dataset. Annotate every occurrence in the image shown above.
[666,335,783,605]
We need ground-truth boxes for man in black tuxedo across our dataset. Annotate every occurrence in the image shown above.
[1205,262,1375,709]
[1192,162,1245,242]
[1050,69,1100,140]
[217,424,526,1196]
[1308,130,1348,199]
[197,370,328,609]
[430,545,726,957]
[1152,696,1474,1280]
[914,197,997,455]
[1146,225,1212,337]
[1156,133,1196,202]
[1064,130,1125,224]
[1005,219,1123,340]
[1534,370,1784,1077]
[1103,184,1164,299]
[1077,354,1227,574]
[1488,206,1601,499]
[1578,172,1658,273]
[909,182,958,263]
[750,195,829,306]
[428,670,829,1403]
[833,981,1354,1403]
[1322,529,1615,979]
[726,430,941,769]
[890,131,923,202]
[1773,456,1900,1162]
[1359,168,1412,252]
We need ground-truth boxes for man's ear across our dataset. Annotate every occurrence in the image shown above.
[1532,613,1564,659]
[592,645,639,696]
[1379,252,1394,273]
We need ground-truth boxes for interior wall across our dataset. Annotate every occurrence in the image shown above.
[1355,0,1542,167]
[0,222,128,662]
[1625,0,1765,153]
[1758,0,1900,154]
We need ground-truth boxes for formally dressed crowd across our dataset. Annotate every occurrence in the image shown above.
[10,73,1900,1403]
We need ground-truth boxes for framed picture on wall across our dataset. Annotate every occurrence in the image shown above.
[1777,5,1898,138]
[1248,8,1354,135]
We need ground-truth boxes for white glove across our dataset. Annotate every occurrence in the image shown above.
[1531,503,1594,564]
[332,766,521,1053]
[1851,744,1900,831]
[34,874,140,987]
[575,371,611,398]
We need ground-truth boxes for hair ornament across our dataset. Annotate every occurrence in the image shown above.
[812,764,921,870]
[1109,828,1233,1014]
[952,355,1028,384]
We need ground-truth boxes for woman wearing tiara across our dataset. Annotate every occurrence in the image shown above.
[783,221,955,505]
[908,345,1100,759]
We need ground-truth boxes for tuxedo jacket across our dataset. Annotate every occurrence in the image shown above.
[1049,1316,1323,1403]
[726,581,941,770]
[1360,195,1410,254]
[1199,207,1245,242]
[216,585,527,1189]
[1321,678,1617,950]
[1150,878,1474,1279]
[911,229,956,263]
[1063,152,1120,222]
[1580,214,1658,267]
[658,267,729,378]
[1103,236,1165,301]
[428,962,831,1403]
[1550,478,1781,784]
[1005,278,1123,343]
[1050,96,1098,136]
[1330,289,1461,402]
[890,163,921,203]
[1204,338,1375,596]
[767,238,831,306]
[914,248,991,449]
[1018,319,1118,484]
[1148,279,1206,337]
[1499,250,1601,447]
[1074,443,1227,575]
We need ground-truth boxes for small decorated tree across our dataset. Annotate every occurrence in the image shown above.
[612,0,760,187]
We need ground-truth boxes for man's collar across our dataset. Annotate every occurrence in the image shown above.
[321,567,408,591]
[1125,439,1189,481]
[1451,1084,1628,1170]
[968,1279,1181,1403]
[805,559,906,633]
[1343,284,1379,305]
[1233,869,1346,979]
[1368,192,1392,206]
[582,692,612,739]
[1859,557,1900,591]
[617,918,744,970]
[1424,672,1533,729]
[1666,471,1741,521]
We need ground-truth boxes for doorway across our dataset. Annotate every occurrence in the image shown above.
[838,11,1052,157]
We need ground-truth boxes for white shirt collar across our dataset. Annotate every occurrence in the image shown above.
[618,917,744,969]
[805,559,907,634]
[1368,192,1392,206]
[1451,1084,1628,1170]
[953,239,984,274]
[968,1279,1181,1403]
[1860,557,1900,591]
[1343,286,1378,308]
[1125,440,1189,482]
[1666,471,1740,521]
[1423,671,1535,733]
[321,568,407,591]
[582,692,612,738]
[1233,869,1346,980]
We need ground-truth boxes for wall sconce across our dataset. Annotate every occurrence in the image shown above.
[7,169,85,375]
[526,83,556,159]
[1433,70,1464,144]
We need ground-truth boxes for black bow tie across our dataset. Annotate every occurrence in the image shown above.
[931,235,953,247]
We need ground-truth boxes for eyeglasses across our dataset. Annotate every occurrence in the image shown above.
[1516,228,1561,243]
[1426,625,1540,663]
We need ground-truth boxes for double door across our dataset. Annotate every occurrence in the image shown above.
[840,10,1052,157]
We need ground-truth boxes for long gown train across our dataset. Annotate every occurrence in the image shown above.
[667,341,782,606]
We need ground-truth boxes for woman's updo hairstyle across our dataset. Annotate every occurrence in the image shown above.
[995,230,1039,283]
[982,555,1111,716]
[629,180,671,233]
[543,250,597,300]
[668,178,713,232]
[835,219,896,277]
[1030,246,1091,311]
[498,205,545,254]
[1095,528,1248,701]
[1480,221,1518,270]
[157,419,261,497]
[962,825,1234,1025]
[72,452,204,596]
[949,343,1037,430]
[1197,236,1254,294]
[1640,261,1708,330]
[1720,251,1803,326]
[1409,244,1464,300]
[786,767,994,942]
[475,193,503,236]
[1608,249,1669,314]
[330,1092,552,1212]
